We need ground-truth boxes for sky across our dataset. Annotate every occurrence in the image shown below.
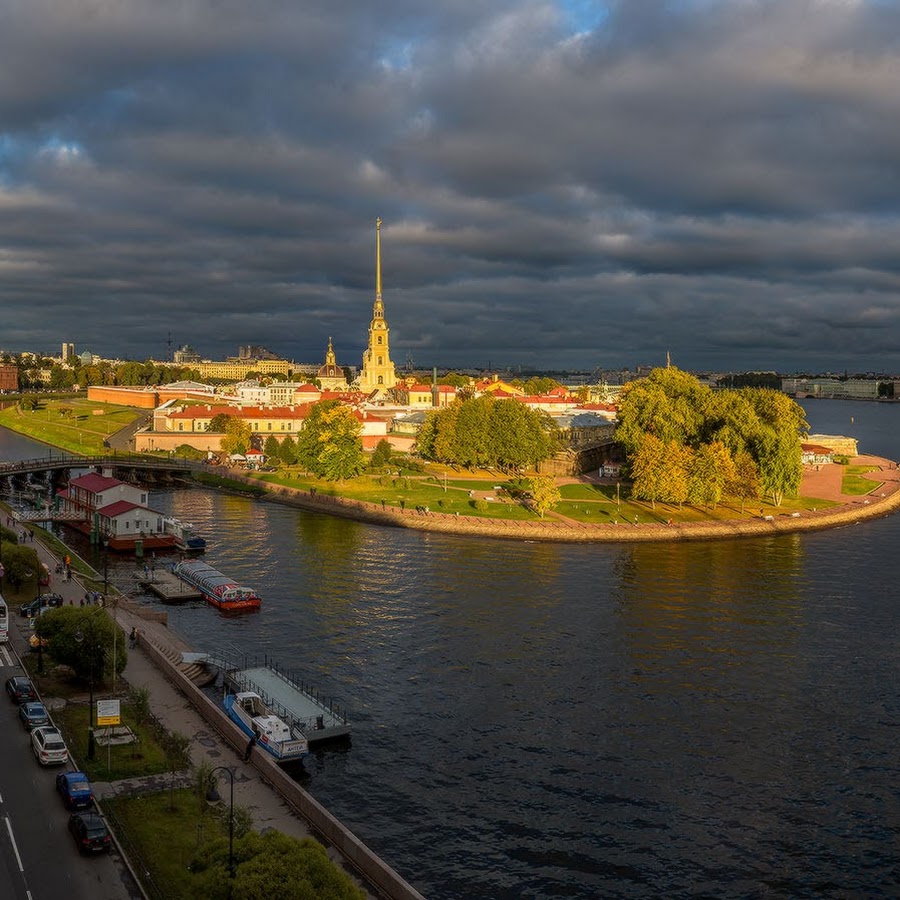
[1,0,899,375]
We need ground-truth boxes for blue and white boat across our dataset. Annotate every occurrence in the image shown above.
[163,517,207,553]
[224,691,308,763]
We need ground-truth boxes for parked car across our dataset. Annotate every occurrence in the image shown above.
[5,676,37,704]
[56,771,94,810]
[67,812,111,853]
[31,726,68,765]
[20,593,63,617]
[18,701,49,730]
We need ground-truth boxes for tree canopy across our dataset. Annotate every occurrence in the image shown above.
[190,830,364,900]
[208,415,253,456]
[617,367,808,507]
[296,400,364,480]
[415,396,559,472]
[36,607,127,682]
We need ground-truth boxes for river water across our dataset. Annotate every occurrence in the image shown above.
[2,399,899,899]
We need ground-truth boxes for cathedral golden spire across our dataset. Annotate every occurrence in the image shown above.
[375,217,383,302]
[357,216,396,393]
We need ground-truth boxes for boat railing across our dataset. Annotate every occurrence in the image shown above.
[206,648,350,730]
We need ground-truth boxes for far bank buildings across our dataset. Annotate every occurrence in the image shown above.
[89,218,617,468]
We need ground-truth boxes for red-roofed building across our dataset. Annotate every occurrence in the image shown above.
[60,473,148,513]
[57,473,174,551]
[395,383,458,408]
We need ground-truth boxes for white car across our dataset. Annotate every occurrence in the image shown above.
[31,726,69,766]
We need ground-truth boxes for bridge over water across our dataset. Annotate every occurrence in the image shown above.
[0,453,205,478]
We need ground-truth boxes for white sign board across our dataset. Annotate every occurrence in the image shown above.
[96,698,121,726]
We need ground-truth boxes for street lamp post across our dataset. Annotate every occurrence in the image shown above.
[74,628,96,760]
[34,579,44,675]
[206,766,236,883]
[102,537,116,691]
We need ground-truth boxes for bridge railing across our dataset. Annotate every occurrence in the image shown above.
[0,453,205,475]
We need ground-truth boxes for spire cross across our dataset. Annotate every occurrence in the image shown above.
[375,217,382,300]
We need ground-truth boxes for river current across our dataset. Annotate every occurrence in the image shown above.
[2,399,899,899]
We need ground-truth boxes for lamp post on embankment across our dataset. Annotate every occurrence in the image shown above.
[206,766,236,884]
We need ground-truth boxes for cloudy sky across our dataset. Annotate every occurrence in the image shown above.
[1,0,898,374]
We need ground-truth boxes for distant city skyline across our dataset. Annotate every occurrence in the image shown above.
[1,1,899,373]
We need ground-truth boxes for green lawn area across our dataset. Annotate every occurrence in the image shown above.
[253,469,541,519]
[0,397,145,454]
[842,474,882,495]
[0,403,850,528]
[105,788,223,898]
[53,701,171,781]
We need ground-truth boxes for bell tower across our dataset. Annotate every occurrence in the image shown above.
[358,217,396,393]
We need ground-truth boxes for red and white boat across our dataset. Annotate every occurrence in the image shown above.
[172,560,261,612]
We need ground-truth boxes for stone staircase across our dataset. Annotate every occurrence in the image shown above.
[145,639,217,688]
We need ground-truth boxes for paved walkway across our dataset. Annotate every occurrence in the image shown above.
[10,538,314,840]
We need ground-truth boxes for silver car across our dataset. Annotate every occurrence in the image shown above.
[31,726,69,766]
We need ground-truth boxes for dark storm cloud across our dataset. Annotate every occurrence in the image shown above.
[1,0,899,372]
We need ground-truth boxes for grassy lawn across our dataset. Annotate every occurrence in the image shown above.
[254,469,541,519]
[0,397,145,454]
[53,701,171,781]
[105,788,222,898]
[0,403,854,528]
[842,474,882,495]
[16,646,172,782]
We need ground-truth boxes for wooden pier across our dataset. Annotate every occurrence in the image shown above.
[140,570,202,603]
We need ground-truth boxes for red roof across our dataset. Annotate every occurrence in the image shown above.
[406,384,458,393]
[70,473,123,492]
[170,404,313,420]
[97,500,144,517]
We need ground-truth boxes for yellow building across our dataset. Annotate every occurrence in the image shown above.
[196,359,292,380]
[357,217,397,395]
[317,338,348,391]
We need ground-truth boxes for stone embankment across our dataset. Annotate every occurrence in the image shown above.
[209,457,900,544]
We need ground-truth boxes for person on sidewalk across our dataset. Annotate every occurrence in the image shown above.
[129,627,138,649]
[243,734,256,762]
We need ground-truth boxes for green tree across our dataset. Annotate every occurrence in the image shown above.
[36,606,127,681]
[727,449,761,511]
[618,368,806,509]
[746,389,807,505]
[161,730,191,810]
[278,434,298,465]
[528,474,561,518]
[630,435,691,508]
[522,376,563,394]
[413,410,439,459]
[296,401,364,480]
[489,399,558,472]
[616,367,712,458]
[453,395,494,468]
[220,418,253,456]
[440,372,470,388]
[174,444,206,461]
[432,402,461,463]
[688,441,734,508]
[369,438,393,470]
[263,435,281,461]
[1,543,41,589]
[190,831,364,900]
[207,414,232,433]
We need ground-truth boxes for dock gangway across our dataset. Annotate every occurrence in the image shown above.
[185,648,351,745]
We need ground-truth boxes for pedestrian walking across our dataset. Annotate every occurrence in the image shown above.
[129,627,138,649]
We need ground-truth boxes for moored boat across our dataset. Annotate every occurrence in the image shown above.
[162,517,207,553]
[172,560,261,612]
[224,691,308,762]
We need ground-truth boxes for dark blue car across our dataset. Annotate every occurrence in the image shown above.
[56,771,94,810]
[18,701,49,730]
